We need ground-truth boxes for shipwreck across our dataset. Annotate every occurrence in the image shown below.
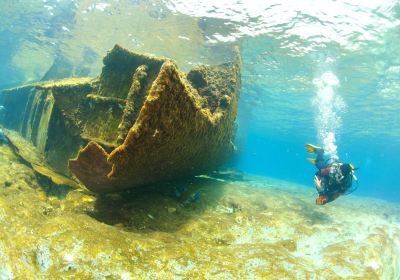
[0,45,241,193]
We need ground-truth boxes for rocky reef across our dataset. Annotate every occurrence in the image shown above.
[0,140,399,279]
[0,45,241,193]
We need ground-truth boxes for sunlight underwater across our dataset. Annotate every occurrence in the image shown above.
[0,0,399,279]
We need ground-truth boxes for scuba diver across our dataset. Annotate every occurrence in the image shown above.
[305,144,358,205]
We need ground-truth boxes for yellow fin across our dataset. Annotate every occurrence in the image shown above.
[307,158,316,164]
[305,144,321,154]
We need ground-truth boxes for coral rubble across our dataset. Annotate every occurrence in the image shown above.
[0,45,241,193]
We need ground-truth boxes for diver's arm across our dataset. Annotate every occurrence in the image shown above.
[314,175,323,193]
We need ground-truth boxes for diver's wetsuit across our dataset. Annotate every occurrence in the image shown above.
[314,147,338,169]
[305,144,357,205]
[315,163,353,205]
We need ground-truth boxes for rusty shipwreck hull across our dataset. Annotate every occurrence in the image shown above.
[0,45,241,193]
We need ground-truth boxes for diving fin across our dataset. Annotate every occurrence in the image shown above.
[349,163,359,171]
[307,158,317,165]
[305,143,322,154]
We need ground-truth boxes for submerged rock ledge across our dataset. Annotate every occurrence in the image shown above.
[0,45,241,193]
[0,148,398,280]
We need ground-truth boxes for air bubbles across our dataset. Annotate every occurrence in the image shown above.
[313,72,340,91]
[312,71,345,159]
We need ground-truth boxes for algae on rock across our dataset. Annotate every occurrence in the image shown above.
[0,162,398,279]
[0,45,241,193]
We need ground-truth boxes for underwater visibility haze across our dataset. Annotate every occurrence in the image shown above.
[0,0,399,278]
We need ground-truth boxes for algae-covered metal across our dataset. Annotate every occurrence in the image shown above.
[0,45,241,193]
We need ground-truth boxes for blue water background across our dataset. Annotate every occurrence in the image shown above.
[233,124,400,203]
[233,67,400,202]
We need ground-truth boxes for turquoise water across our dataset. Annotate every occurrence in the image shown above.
[1,2,400,278]
[0,0,399,203]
